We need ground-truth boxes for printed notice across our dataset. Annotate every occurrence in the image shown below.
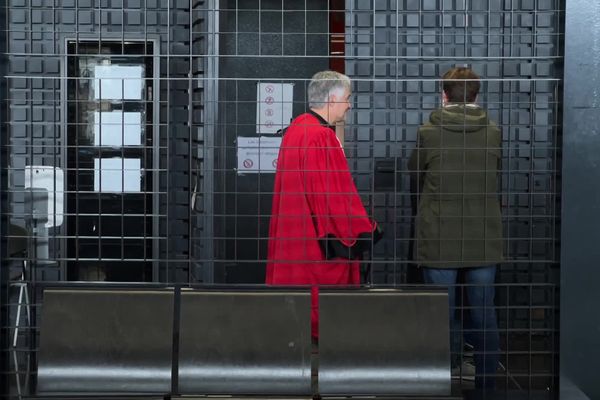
[237,136,282,174]
[256,83,293,134]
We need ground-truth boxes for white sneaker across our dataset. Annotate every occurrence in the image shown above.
[451,360,476,381]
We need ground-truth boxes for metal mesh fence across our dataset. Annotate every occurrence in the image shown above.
[1,0,562,398]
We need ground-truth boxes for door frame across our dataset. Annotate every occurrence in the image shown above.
[60,36,160,281]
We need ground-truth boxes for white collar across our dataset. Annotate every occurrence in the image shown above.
[444,103,479,109]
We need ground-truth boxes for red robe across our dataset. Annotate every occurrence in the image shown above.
[266,112,377,337]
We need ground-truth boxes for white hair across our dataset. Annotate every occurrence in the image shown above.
[308,70,351,109]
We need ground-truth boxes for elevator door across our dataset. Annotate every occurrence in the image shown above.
[66,41,155,281]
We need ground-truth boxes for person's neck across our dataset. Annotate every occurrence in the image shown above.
[310,107,333,126]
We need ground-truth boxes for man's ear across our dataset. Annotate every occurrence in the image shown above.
[328,93,337,106]
[442,91,449,105]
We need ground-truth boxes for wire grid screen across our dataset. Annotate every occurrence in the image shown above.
[1,0,561,397]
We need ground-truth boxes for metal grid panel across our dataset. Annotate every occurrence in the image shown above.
[0,0,562,398]
[344,1,561,392]
[346,0,561,285]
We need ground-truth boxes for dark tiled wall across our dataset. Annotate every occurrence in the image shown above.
[345,0,562,286]
[6,0,208,282]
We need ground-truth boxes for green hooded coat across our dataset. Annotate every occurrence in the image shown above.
[408,104,503,268]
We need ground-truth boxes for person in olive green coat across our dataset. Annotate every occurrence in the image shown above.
[408,67,501,389]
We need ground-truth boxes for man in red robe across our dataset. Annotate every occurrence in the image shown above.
[266,71,381,338]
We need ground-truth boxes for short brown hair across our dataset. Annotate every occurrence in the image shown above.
[442,67,480,103]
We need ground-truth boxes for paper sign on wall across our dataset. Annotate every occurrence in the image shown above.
[94,158,141,193]
[256,83,294,134]
[93,111,142,146]
[94,65,144,100]
[237,136,282,174]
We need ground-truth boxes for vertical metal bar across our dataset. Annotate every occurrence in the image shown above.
[0,1,9,396]
[143,34,149,272]
[121,25,125,264]
[171,286,181,394]
[441,0,445,57]
[153,35,161,282]
[506,0,514,298]
[304,0,307,57]
[147,3,159,278]
[203,0,218,283]
[393,0,399,286]
[551,284,556,391]
[529,0,537,283]
[505,284,510,390]
[188,0,193,284]
[550,0,561,278]
[233,74,238,263]
[97,0,103,267]
[529,284,533,390]
[464,0,469,57]
[255,1,264,280]
[59,25,69,283]
[74,5,80,272]
[52,0,59,279]
[369,1,375,283]
[27,1,38,393]
[258,0,261,55]
[167,0,172,283]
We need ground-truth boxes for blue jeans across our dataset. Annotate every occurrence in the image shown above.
[422,265,499,389]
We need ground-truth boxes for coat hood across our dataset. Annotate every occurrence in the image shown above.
[429,104,490,132]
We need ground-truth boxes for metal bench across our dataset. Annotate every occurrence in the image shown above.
[37,289,174,395]
[178,290,311,395]
[319,289,451,396]
[36,287,453,398]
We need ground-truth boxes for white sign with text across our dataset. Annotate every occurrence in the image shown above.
[237,136,282,174]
